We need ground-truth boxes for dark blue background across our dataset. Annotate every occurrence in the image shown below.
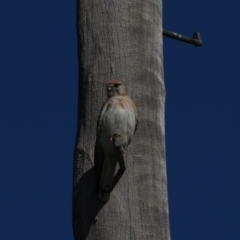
[1,1,239,239]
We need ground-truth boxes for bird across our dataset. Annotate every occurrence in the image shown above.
[96,80,138,201]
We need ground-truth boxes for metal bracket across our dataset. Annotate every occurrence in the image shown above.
[163,29,202,47]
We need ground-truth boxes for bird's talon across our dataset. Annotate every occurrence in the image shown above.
[120,147,125,154]
[110,133,120,142]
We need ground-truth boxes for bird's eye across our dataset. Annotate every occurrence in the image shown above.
[107,86,112,91]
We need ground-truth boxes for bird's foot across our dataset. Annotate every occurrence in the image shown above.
[119,146,125,154]
[110,133,120,142]
[110,133,125,154]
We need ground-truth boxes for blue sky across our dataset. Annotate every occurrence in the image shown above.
[1,1,240,239]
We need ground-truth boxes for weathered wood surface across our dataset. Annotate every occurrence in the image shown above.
[73,0,170,239]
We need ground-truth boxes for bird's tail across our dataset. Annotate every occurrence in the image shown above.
[98,153,117,202]
[98,135,126,202]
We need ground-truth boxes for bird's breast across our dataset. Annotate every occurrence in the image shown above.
[101,96,136,140]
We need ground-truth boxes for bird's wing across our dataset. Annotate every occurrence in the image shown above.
[96,100,109,137]
[95,99,110,188]
[134,109,138,135]
[130,97,138,135]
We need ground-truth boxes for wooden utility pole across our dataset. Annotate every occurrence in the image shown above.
[72,1,171,239]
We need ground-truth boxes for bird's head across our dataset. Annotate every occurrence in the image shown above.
[105,80,127,98]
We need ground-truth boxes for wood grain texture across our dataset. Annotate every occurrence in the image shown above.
[73,0,171,239]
